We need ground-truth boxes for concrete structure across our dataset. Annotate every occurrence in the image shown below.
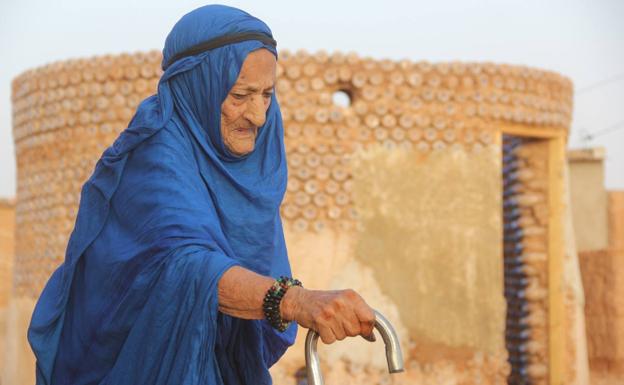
[6,50,581,384]
[567,147,624,385]
[568,148,609,252]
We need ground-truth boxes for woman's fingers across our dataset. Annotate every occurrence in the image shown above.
[343,312,361,337]
[318,324,336,344]
[354,301,376,338]
[331,319,347,341]
[293,288,376,344]
[317,296,347,342]
[362,332,376,342]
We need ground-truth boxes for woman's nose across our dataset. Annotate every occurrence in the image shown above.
[243,95,267,128]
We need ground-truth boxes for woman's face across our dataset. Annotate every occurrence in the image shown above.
[220,49,276,156]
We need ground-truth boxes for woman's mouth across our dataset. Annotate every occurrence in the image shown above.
[234,127,256,136]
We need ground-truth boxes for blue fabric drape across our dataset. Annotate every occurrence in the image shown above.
[28,5,296,385]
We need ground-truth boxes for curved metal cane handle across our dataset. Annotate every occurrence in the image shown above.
[304,309,404,385]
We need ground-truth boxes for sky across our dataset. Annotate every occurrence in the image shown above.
[1,0,623,198]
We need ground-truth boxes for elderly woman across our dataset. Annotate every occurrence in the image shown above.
[28,5,375,385]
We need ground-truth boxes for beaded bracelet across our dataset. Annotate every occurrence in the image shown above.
[263,276,303,332]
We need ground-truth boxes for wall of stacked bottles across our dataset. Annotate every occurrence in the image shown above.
[11,51,162,298]
[12,50,572,382]
[503,137,551,385]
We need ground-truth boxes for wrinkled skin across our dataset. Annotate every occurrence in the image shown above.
[220,49,275,156]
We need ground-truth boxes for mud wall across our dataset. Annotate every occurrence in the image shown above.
[581,191,624,385]
[562,164,590,385]
[0,199,15,382]
[0,200,14,308]
[579,249,624,381]
[608,191,624,251]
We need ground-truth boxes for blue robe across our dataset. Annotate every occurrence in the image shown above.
[28,5,296,384]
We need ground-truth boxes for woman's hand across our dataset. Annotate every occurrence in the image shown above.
[216,266,376,344]
[280,287,376,344]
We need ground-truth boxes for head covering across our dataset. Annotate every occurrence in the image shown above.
[28,5,295,384]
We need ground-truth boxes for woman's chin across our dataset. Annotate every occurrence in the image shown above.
[230,142,255,156]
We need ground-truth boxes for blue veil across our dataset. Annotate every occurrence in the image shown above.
[28,5,296,384]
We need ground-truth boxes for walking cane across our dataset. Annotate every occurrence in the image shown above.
[304,310,404,385]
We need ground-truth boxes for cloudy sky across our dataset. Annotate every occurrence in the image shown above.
[1,0,623,198]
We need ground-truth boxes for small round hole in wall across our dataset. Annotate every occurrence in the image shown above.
[332,89,352,108]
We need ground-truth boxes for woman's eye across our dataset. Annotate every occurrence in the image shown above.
[263,93,273,99]
[231,93,247,100]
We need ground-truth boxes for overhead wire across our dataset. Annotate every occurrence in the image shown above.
[576,72,624,94]
[575,72,624,142]
[580,120,624,142]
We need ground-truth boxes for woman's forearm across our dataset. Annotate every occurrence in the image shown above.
[218,265,300,319]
